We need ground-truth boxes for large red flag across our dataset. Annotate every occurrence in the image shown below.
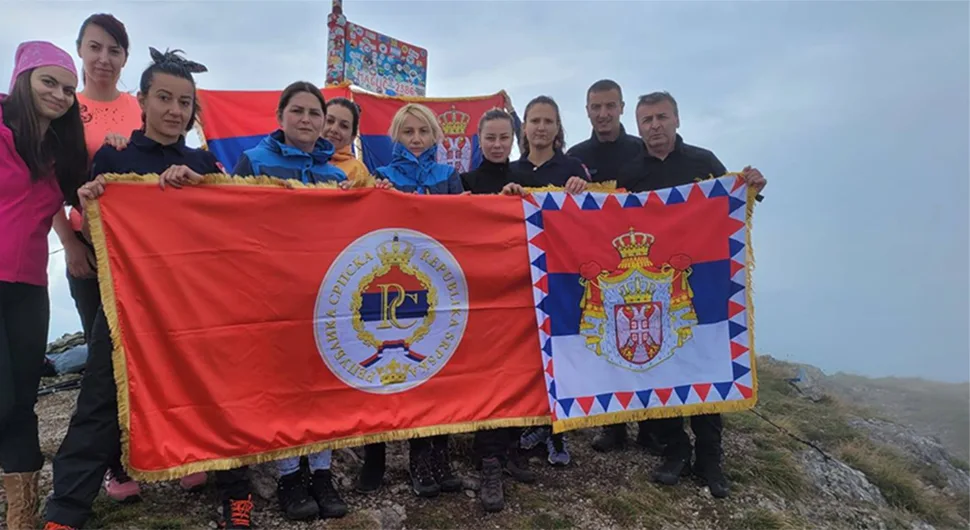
[88,176,549,480]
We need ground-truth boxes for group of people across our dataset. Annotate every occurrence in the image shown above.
[0,11,768,530]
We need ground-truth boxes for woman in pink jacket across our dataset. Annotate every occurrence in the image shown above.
[0,40,87,530]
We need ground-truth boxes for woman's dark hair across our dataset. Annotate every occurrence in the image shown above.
[520,95,565,157]
[76,14,130,55]
[1,71,87,207]
[326,97,360,137]
[76,14,130,84]
[477,108,515,136]
[277,81,326,121]
[139,48,207,132]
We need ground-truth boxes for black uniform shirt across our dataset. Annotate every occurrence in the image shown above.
[616,135,726,193]
[567,125,643,183]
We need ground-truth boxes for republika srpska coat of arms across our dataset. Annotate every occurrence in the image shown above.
[579,228,698,372]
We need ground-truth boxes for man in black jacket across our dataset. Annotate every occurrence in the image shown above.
[567,79,643,183]
[618,91,766,500]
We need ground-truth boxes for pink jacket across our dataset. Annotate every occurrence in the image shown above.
[0,99,65,286]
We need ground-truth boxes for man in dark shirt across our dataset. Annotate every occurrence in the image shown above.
[567,80,643,183]
[618,91,766,500]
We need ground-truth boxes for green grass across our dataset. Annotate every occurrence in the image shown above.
[529,511,575,529]
[751,361,862,448]
[839,441,962,526]
[726,438,807,500]
[726,509,791,530]
[949,456,970,473]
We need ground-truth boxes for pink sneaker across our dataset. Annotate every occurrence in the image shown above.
[103,468,141,503]
[179,471,208,492]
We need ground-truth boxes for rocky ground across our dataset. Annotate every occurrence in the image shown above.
[1,337,968,529]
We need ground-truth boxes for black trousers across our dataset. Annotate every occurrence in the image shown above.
[603,420,661,437]
[654,414,723,462]
[474,427,522,461]
[0,281,49,473]
[46,308,249,527]
[362,434,449,466]
[66,268,101,347]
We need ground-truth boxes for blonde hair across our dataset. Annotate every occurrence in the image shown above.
[388,103,443,144]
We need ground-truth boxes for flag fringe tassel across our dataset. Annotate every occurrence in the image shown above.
[549,176,762,434]
[123,416,551,482]
[86,172,755,481]
[552,397,758,433]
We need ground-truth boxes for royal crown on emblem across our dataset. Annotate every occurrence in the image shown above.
[613,227,655,259]
[377,234,415,266]
[618,277,656,304]
[437,106,471,136]
[377,358,408,385]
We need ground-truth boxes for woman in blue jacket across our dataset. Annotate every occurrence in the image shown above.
[356,103,463,499]
[232,81,346,186]
[232,81,348,522]
[372,103,463,194]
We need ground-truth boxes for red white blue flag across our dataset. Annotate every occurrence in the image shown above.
[196,87,511,176]
[522,175,758,432]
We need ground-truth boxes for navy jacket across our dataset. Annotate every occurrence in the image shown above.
[510,150,590,188]
[375,143,462,195]
[91,130,222,178]
[566,125,644,183]
[232,129,346,184]
[460,158,514,195]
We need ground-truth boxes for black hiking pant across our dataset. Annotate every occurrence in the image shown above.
[474,427,522,461]
[655,413,723,463]
[0,281,49,473]
[65,237,101,346]
[46,308,249,527]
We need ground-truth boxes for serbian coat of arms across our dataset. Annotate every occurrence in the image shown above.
[579,228,698,372]
[435,105,473,174]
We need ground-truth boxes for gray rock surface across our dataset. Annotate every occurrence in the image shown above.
[798,449,887,507]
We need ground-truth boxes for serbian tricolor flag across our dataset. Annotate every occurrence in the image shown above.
[196,85,353,171]
[354,91,508,174]
[86,175,548,480]
[522,175,758,432]
[196,86,511,176]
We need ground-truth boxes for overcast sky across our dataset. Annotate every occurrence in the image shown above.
[2,1,967,382]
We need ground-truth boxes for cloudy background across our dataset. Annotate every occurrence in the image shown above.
[2,1,967,382]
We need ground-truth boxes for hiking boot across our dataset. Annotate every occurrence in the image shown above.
[220,494,254,529]
[480,457,505,513]
[409,449,440,498]
[355,443,385,494]
[636,425,666,457]
[103,466,141,503]
[694,458,730,499]
[546,433,570,467]
[652,456,690,486]
[431,446,461,492]
[592,424,627,452]
[4,471,40,530]
[505,444,536,484]
[310,469,348,519]
[276,470,319,521]
[519,426,550,450]
[179,471,208,492]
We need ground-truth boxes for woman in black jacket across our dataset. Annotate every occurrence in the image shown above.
[459,109,536,513]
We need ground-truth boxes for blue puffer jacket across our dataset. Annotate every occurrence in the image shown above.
[232,129,347,184]
[375,143,463,195]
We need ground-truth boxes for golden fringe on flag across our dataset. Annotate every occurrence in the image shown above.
[86,172,552,481]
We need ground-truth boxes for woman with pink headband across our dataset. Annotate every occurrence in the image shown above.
[0,40,87,530]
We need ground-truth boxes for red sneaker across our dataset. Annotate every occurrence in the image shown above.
[220,494,254,529]
[44,522,78,530]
